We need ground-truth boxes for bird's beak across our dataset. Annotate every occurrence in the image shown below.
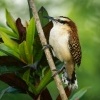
[44,16,55,21]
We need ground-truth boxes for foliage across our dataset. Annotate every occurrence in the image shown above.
[70,87,90,100]
[0,0,98,99]
[0,7,53,99]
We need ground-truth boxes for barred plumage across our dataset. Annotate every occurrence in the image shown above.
[47,16,82,90]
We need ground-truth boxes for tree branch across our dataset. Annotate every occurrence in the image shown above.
[28,0,68,100]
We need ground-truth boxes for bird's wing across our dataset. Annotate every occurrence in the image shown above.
[68,30,82,66]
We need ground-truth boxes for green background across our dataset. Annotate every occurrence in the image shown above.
[0,0,100,100]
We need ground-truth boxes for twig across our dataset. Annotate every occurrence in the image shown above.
[28,0,68,100]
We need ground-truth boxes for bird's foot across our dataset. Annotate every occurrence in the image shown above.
[52,66,65,77]
[42,44,52,50]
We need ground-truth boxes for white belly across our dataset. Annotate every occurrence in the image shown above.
[49,27,72,62]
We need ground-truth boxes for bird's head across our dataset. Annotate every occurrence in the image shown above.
[44,16,76,30]
[44,16,71,25]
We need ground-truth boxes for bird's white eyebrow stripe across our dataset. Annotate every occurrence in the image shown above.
[58,17,70,22]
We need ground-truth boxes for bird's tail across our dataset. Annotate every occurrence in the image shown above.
[61,68,78,90]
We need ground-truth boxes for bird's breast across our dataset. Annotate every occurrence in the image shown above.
[49,27,72,62]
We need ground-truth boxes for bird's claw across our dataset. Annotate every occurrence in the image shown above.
[42,44,52,50]
[52,66,65,77]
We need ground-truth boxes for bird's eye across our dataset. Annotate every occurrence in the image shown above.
[57,19,66,24]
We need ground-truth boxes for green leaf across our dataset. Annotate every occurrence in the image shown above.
[22,69,37,95]
[0,32,19,54]
[28,83,37,95]
[0,45,7,56]
[36,69,52,93]
[0,87,11,99]
[22,69,30,84]
[0,51,6,56]
[26,17,35,63]
[0,27,18,39]
[19,41,27,63]
[70,87,90,100]
[24,41,33,64]
[0,66,22,75]
[5,87,19,93]
[19,41,33,64]
[26,17,35,47]
[6,9,19,37]
[0,43,20,58]
[38,6,49,27]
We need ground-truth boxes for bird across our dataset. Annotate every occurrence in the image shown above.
[44,16,82,90]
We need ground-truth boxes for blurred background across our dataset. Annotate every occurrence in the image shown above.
[0,0,100,100]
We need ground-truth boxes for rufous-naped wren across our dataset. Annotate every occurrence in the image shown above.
[45,16,82,90]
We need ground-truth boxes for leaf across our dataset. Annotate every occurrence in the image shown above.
[36,69,52,93]
[70,87,90,100]
[0,45,7,56]
[19,41,27,63]
[26,17,35,63]
[0,87,20,99]
[5,87,19,93]
[0,32,19,54]
[0,65,22,75]
[0,27,18,39]
[0,73,31,95]
[28,82,37,95]
[38,6,49,27]
[6,9,19,37]
[24,41,33,64]
[0,51,6,56]
[16,18,26,42]
[22,69,37,95]
[0,43,20,58]
[26,17,35,48]
[0,56,24,66]
[19,41,33,64]
[22,69,30,84]
[40,88,52,100]
[0,87,10,99]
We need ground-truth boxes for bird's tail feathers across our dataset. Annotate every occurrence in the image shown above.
[61,68,78,90]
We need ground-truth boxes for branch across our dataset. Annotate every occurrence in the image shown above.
[28,0,68,100]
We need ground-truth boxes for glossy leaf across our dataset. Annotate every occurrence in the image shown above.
[28,82,37,95]
[26,17,35,63]
[19,41,33,64]
[6,9,19,37]
[19,41,27,63]
[37,69,52,93]
[24,41,32,64]
[0,27,18,39]
[26,17,35,48]
[0,32,19,54]
[70,87,90,100]
[0,43,20,58]
[38,6,49,27]
[16,18,26,42]
[22,69,37,95]
[0,65,22,75]
[5,87,19,93]
[22,69,30,84]
[0,44,7,56]
[0,87,10,99]
[0,73,32,96]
